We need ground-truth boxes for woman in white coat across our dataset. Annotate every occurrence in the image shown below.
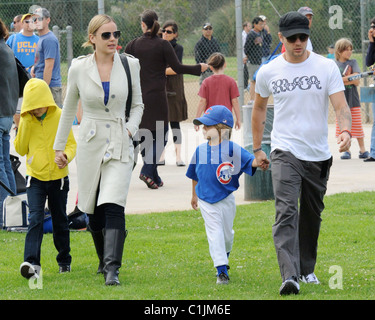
[54,14,144,285]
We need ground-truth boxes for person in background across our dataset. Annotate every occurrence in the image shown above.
[12,14,23,33]
[327,44,335,59]
[0,18,18,227]
[364,17,375,162]
[162,20,188,167]
[194,22,221,85]
[334,38,369,160]
[196,52,241,131]
[6,13,39,130]
[31,8,62,108]
[259,15,272,63]
[125,9,206,189]
[242,21,251,89]
[244,16,264,102]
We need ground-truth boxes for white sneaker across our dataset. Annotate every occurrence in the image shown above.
[20,262,39,279]
[300,273,320,284]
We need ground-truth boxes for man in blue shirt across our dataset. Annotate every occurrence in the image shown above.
[6,13,39,128]
[31,8,62,108]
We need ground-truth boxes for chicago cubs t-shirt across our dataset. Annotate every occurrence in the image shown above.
[186,139,256,204]
[255,51,344,161]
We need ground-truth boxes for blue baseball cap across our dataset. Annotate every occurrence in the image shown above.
[193,105,233,128]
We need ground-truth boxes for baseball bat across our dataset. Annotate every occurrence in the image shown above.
[347,70,374,81]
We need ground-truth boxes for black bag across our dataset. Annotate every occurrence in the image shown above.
[15,56,31,98]
[10,154,26,194]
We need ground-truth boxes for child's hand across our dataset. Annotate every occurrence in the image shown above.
[253,151,270,171]
[191,195,199,211]
[55,150,68,169]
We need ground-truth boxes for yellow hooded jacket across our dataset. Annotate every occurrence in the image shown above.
[14,78,76,181]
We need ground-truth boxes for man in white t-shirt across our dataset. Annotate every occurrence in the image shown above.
[251,11,352,296]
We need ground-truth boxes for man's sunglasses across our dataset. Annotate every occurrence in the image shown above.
[286,33,309,43]
[101,31,121,40]
[203,26,213,30]
[161,29,174,34]
[371,25,375,29]
[32,17,44,22]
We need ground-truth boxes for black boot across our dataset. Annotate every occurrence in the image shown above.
[87,225,104,274]
[103,228,127,286]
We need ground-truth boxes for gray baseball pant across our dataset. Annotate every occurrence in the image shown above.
[270,149,332,281]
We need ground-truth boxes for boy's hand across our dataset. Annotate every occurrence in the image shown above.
[191,195,199,211]
[254,151,270,171]
[55,150,68,169]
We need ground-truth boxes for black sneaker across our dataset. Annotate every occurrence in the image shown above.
[59,265,71,273]
[364,157,375,162]
[20,262,38,279]
[279,276,300,295]
[216,272,229,285]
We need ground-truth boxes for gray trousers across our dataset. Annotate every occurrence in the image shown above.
[270,149,332,281]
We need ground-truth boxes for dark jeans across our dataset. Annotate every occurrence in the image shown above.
[24,176,71,267]
[140,124,169,184]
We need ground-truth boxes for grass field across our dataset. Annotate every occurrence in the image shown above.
[1,191,374,301]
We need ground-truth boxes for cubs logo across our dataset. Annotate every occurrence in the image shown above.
[216,162,234,184]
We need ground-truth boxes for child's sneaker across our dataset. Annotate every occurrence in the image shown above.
[340,151,351,160]
[216,272,229,285]
[20,262,39,279]
[359,151,370,159]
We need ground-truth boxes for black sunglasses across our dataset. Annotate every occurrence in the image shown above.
[286,33,309,43]
[32,17,44,22]
[101,31,121,40]
[161,29,174,34]
[371,25,375,29]
[203,26,213,30]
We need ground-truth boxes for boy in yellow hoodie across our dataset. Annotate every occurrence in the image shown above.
[14,78,76,279]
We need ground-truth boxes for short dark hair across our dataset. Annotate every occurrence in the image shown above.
[252,17,263,26]
[162,20,178,34]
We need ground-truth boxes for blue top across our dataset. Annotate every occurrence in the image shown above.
[186,139,256,204]
[34,31,61,87]
[102,81,110,105]
[6,33,39,69]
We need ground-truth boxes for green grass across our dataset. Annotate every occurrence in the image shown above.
[1,191,374,300]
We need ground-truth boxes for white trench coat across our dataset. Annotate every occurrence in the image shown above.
[54,52,144,214]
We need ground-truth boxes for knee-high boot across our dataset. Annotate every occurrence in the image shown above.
[103,228,127,285]
[87,225,104,274]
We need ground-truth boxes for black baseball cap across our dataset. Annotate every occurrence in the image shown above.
[279,11,310,37]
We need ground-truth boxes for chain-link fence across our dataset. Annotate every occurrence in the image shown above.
[1,0,374,124]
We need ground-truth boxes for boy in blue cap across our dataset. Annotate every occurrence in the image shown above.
[186,105,267,284]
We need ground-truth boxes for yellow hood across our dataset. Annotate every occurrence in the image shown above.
[21,78,58,116]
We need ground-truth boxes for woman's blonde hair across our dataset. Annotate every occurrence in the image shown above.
[334,37,352,60]
[82,14,116,50]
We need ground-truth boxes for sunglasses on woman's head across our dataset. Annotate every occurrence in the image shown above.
[286,33,309,43]
[101,30,121,40]
[161,29,174,34]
